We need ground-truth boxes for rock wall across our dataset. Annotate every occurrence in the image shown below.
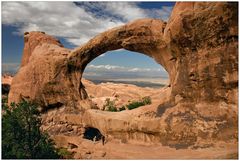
[166,2,238,104]
[8,2,238,147]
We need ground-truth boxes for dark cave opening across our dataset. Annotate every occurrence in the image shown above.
[2,84,10,95]
[83,127,103,141]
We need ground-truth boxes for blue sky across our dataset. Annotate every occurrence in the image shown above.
[2,2,174,78]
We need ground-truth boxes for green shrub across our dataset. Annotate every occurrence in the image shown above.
[2,100,61,159]
[126,101,145,110]
[57,147,73,159]
[119,106,126,111]
[142,96,152,105]
[126,97,152,110]
[103,98,117,112]
[108,105,118,112]
[103,97,152,112]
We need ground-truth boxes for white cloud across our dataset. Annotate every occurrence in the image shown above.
[99,54,106,57]
[101,2,147,21]
[145,6,173,21]
[128,68,151,72]
[87,64,125,71]
[2,2,173,47]
[84,64,169,79]
[2,2,124,46]
[86,64,165,73]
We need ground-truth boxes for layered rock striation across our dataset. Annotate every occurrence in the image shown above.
[8,2,238,148]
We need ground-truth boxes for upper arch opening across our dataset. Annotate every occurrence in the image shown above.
[83,49,169,88]
[67,19,176,100]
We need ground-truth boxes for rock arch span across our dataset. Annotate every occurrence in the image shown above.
[9,18,176,106]
[8,2,238,146]
[66,19,174,100]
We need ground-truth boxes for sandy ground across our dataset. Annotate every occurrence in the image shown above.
[98,140,238,159]
[3,75,238,159]
[54,135,238,159]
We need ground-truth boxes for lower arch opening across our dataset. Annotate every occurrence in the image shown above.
[83,127,103,141]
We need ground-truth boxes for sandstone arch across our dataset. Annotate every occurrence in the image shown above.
[66,18,174,100]
[9,2,238,108]
[8,2,238,147]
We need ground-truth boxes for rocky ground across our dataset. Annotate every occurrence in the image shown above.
[2,75,238,159]
[51,132,238,159]
[82,78,167,110]
[42,110,238,159]
[41,78,238,159]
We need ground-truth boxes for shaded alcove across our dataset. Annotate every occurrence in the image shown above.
[2,84,11,95]
[83,127,103,141]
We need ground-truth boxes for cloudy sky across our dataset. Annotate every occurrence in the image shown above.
[2,1,174,79]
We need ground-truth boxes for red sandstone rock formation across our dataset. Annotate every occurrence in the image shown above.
[21,31,63,67]
[8,2,238,150]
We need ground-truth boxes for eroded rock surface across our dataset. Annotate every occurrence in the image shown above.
[8,2,238,154]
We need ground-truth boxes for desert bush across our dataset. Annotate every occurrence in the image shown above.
[57,147,74,159]
[142,96,152,105]
[108,106,117,112]
[103,98,117,112]
[126,96,152,110]
[119,106,126,111]
[103,97,152,112]
[126,101,145,110]
[2,100,62,159]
